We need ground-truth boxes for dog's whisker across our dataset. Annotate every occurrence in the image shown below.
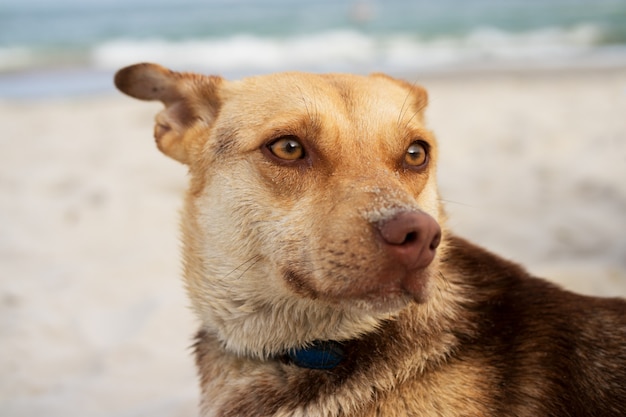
[437,198,477,208]
[223,255,263,280]
[437,271,452,293]
[398,80,424,130]
[297,85,321,131]
[403,107,422,132]
[233,256,264,281]
[397,88,413,129]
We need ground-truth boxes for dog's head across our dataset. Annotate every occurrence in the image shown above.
[115,63,450,358]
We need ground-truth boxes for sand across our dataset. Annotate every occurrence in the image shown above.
[1,66,625,416]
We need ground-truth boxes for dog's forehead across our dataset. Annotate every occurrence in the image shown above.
[224,72,418,120]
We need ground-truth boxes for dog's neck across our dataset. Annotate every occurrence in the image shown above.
[285,340,346,370]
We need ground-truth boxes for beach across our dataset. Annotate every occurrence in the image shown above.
[1,65,625,416]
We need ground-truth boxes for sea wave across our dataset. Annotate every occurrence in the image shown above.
[0,23,612,75]
[3,22,626,100]
[89,24,608,74]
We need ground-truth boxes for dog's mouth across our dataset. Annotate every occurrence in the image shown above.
[348,267,433,305]
[283,264,434,309]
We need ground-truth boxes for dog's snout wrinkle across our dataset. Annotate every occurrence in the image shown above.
[377,211,441,270]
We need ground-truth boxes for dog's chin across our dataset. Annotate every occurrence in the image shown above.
[348,273,432,314]
[285,266,433,315]
[346,292,415,315]
[281,260,437,321]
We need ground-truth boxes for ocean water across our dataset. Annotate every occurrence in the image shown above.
[1,0,626,97]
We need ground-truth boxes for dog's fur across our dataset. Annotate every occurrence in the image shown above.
[115,63,626,417]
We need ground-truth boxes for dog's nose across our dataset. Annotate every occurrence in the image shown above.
[377,211,441,270]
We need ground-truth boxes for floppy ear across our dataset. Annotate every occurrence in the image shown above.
[114,63,223,164]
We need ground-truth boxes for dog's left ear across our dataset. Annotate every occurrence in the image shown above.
[114,63,223,164]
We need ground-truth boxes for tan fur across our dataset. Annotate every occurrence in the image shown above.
[115,63,626,417]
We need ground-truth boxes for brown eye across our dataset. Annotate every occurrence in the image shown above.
[404,141,428,168]
[267,136,305,160]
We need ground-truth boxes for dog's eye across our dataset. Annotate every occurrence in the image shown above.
[267,136,305,160]
[404,141,428,168]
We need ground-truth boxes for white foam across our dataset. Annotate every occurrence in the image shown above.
[90,24,609,75]
[91,31,376,73]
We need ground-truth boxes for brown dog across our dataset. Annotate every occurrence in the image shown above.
[115,63,626,417]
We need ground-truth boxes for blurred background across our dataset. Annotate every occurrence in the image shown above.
[1,0,626,97]
[1,1,625,416]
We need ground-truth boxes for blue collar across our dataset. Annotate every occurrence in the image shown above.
[287,340,345,370]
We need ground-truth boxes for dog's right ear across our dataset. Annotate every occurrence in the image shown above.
[114,63,223,164]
